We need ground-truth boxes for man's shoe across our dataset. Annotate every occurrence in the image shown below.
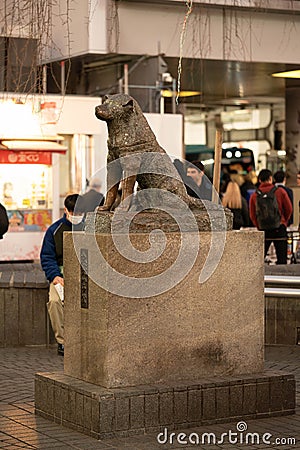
[57,343,64,356]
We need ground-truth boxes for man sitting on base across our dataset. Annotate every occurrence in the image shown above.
[186,161,212,200]
[40,194,84,355]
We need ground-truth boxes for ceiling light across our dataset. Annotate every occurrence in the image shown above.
[162,72,173,83]
[161,90,201,98]
[272,70,300,78]
[201,158,214,166]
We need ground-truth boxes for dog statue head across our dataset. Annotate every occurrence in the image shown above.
[95,94,136,122]
[95,94,156,148]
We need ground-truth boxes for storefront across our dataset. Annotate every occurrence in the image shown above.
[0,98,67,261]
[0,138,66,260]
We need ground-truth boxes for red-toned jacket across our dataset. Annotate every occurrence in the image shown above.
[249,182,293,229]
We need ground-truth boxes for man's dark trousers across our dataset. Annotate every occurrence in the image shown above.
[264,224,288,264]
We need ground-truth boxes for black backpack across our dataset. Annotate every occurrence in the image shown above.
[0,203,9,239]
[255,186,281,231]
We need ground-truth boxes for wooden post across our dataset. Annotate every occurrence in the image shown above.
[212,127,223,204]
[124,64,129,94]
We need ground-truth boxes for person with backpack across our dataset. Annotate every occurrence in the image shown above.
[249,169,293,264]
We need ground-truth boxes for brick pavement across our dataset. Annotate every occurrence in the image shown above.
[0,345,300,449]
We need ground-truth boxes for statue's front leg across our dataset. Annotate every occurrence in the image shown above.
[116,175,137,211]
[97,158,122,211]
[97,184,119,211]
[116,155,141,211]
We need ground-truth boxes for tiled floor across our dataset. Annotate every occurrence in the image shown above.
[0,345,300,449]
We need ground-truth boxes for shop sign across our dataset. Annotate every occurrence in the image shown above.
[0,151,52,164]
[8,209,52,232]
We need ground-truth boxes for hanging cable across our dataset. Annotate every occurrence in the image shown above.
[176,0,193,105]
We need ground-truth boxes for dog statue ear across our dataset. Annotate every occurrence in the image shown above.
[122,99,134,110]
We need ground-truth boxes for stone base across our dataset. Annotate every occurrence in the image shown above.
[63,230,265,388]
[35,370,295,440]
[84,208,232,233]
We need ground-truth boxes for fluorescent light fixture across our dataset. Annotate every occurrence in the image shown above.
[201,158,214,166]
[272,70,300,78]
[234,109,250,115]
[277,150,286,156]
[161,90,201,98]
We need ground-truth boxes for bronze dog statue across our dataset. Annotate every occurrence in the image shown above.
[95,94,207,211]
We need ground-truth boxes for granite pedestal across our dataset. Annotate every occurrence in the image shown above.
[63,230,265,387]
[35,224,296,437]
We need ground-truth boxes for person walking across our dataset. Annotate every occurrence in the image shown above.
[240,170,257,203]
[273,170,294,226]
[221,181,249,230]
[249,169,292,264]
[80,177,104,213]
[40,194,84,355]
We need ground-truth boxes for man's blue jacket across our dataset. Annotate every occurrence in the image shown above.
[40,214,72,282]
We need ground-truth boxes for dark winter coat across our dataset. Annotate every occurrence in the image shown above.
[80,189,104,213]
[229,197,249,230]
[40,214,83,282]
[249,183,292,229]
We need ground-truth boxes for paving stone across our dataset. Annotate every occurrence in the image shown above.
[174,390,188,424]
[215,386,230,419]
[0,345,300,449]
[75,392,84,428]
[187,389,202,423]
[269,379,283,412]
[256,382,270,414]
[145,393,159,428]
[229,384,243,417]
[99,396,114,434]
[243,383,257,415]
[115,396,130,431]
[159,391,174,426]
[130,395,145,429]
[202,387,216,421]
[91,398,100,435]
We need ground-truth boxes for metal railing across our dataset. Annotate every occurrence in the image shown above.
[264,275,300,297]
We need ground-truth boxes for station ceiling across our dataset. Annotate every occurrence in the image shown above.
[165,58,299,109]
[65,53,300,111]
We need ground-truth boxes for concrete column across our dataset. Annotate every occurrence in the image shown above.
[285,86,300,186]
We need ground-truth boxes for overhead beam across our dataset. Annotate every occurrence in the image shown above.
[122,0,300,15]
